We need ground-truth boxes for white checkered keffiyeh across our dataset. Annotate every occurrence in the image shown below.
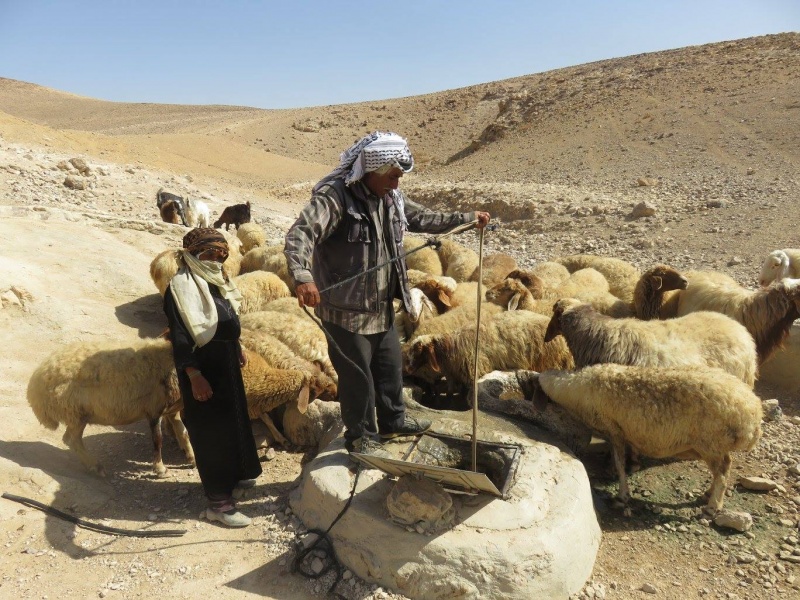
[313,131,414,192]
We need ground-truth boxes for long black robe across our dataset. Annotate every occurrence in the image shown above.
[163,284,261,498]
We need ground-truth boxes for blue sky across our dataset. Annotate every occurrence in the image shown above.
[0,1,797,109]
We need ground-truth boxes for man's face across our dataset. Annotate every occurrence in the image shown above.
[364,167,404,196]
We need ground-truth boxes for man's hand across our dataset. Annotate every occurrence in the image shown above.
[475,211,491,229]
[295,282,321,307]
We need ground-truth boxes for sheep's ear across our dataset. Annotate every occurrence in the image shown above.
[296,385,310,414]
[652,276,663,291]
[517,273,533,288]
[426,343,441,373]
[508,292,522,311]
[437,289,452,307]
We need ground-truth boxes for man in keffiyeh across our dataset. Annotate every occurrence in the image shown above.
[284,131,490,458]
[162,227,260,528]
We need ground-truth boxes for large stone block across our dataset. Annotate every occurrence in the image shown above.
[290,409,601,599]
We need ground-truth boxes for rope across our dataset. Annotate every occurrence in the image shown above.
[291,466,362,598]
[1,492,186,538]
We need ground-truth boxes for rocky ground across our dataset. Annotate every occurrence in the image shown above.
[1,32,800,600]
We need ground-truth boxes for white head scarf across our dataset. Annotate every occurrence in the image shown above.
[169,250,243,348]
[313,131,414,192]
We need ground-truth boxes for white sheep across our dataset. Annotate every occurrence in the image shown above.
[239,310,337,382]
[545,298,758,387]
[184,197,211,228]
[260,296,309,318]
[403,235,443,276]
[26,338,194,476]
[237,222,267,254]
[394,287,439,342]
[555,254,641,304]
[403,309,574,393]
[436,238,479,282]
[672,273,800,363]
[523,364,763,512]
[232,271,291,314]
[758,249,800,287]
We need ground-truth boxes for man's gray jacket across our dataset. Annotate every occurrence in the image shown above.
[284,178,475,334]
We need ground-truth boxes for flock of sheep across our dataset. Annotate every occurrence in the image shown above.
[24,205,800,515]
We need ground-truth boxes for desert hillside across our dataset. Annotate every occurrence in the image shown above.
[1,32,799,600]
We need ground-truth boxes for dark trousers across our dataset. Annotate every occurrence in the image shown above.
[324,321,406,440]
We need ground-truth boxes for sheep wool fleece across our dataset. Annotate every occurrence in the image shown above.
[164,284,261,500]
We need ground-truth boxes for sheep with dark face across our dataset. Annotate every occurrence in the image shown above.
[522,364,763,512]
[545,298,758,387]
[671,273,800,363]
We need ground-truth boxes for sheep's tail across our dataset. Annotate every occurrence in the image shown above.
[26,368,60,430]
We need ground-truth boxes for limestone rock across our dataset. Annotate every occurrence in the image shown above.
[629,201,656,219]
[386,475,455,532]
[63,175,86,190]
[714,510,753,532]
[290,407,601,599]
[738,476,778,491]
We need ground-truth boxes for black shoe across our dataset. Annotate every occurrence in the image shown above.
[345,436,392,459]
[380,416,432,440]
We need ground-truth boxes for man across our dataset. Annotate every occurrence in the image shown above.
[284,131,490,456]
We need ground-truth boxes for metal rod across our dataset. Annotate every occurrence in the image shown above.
[471,226,485,472]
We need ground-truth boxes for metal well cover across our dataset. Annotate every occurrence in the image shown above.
[350,453,503,497]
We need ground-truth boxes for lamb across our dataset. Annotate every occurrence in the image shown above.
[758,249,800,287]
[239,329,337,402]
[184,197,211,228]
[26,338,194,477]
[239,310,337,382]
[555,254,641,304]
[237,222,267,254]
[213,201,251,230]
[436,238,479,282]
[522,364,763,511]
[544,298,758,387]
[232,271,291,314]
[403,235,443,276]
[406,270,457,313]
[395,288,439,342]
[156,188,187,226]
[403,310,574,393]
[239,245,294,290]
[468,252,518,288]
[240,348,312,446]
[672,273,800,363]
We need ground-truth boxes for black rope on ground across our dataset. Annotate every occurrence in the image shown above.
[291,466,362,598]
[1,492,186,538]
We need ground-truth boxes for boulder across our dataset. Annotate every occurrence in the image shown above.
[290,406,601,599]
